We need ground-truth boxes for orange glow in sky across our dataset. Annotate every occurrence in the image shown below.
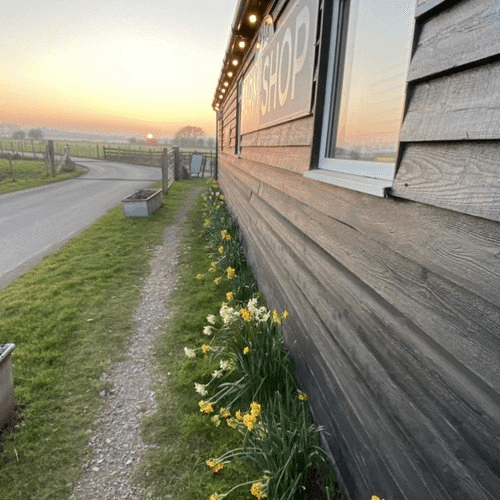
[0,0,235,137]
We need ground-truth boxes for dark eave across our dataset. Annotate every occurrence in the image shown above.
[212,0,271,111]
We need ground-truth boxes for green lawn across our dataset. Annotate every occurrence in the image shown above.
[0,180,204,499]
[0,158,83,194]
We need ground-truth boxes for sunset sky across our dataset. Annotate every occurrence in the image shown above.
[0,0,236,138]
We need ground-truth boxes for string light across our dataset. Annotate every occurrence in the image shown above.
[248,14,257,24]
[227,71,233,77]
[238,40,246,49]
[223,81,229,87]
[232,59,238,66]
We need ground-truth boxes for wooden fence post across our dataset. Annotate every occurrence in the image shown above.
[173,146,180,181]
[47,140,56,176]
[161,148,168,193]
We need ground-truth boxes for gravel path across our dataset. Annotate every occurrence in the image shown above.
[70,188,201,500]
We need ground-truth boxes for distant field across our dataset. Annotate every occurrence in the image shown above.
[0,139,215,161]
[0,158,83,194]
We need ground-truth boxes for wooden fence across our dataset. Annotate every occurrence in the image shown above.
[103,146,163,167]
[103,146,216,179]
[0,140,217,193]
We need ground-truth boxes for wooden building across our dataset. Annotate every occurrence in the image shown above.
[213,0,500,498]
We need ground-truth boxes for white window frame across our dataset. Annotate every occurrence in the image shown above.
[305,0,415,197]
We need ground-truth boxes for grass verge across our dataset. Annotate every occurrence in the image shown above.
[0,179,204,499]
[0,158,83,194]
[137,191,257,499]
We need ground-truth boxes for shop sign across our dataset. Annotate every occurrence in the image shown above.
[241,0,319,133]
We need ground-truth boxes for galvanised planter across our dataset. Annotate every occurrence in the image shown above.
[122,189,162,217]
[0,343,16,429]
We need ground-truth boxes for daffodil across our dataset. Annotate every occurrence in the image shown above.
[203,325,214,336]
[227,418,237,429]
[243,413,256,431]
[207,314,216,325]
[240,308,252,321]
[195,383,208,396]
[250,482,267,499]
[211,415,221,427]
[184,347,196,358]
[206,458,225,474]
[214,277,222,285]
[220,407,231,418]
[226,266,235,279]
[272,309,281,324]
[199,400,214,414]
[201,344,211,354]
[226,291,234,302]
[221,229,232,241]
[195,273,204,280]
[250,402,261,418]
[298,391,308,401]
[218,245,225,254]
[243,346,250,355]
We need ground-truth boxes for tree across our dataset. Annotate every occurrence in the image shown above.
[28,128,43,140]
[12,130,25,140]
[174,126,205,147]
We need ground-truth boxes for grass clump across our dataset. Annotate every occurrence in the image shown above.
[0,180,203,499]
[0,158,83,194]
[139,179,345,499]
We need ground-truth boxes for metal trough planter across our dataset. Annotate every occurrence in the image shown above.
[122,188,162,217]
[0,343,16,429]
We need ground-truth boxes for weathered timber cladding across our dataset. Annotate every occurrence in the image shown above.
[214,0,500,498]
[394,0,500,222]
[392,142,500,220]
[408,0,500,82]
[218,157,500,498]
[400,62,500,142]
[218,155,500,499]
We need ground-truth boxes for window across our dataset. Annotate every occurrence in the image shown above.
[306,0,415,196]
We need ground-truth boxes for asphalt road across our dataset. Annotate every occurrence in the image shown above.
[0,159,161,289]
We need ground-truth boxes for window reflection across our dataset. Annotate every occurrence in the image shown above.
[334,0,415,164]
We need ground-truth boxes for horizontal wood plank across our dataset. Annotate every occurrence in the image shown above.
[242,115,314,147]
[409,0,500,82]
[401,61,500,142]
[240,145,311,173]
[393,142,500,222]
